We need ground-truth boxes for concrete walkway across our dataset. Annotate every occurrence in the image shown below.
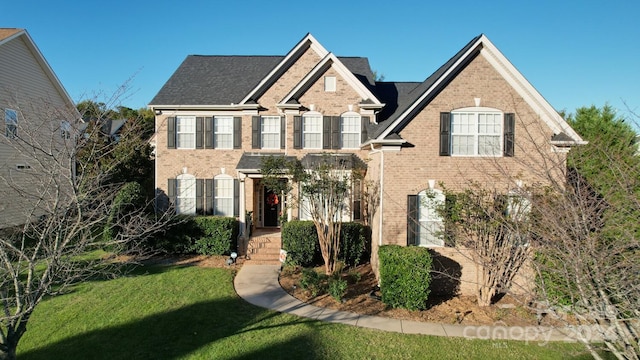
[234,264,595,343]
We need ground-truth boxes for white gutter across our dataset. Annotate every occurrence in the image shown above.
[369,144,384,247]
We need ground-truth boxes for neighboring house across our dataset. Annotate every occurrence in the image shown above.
[150,33,584,294]
[0,28,79,229]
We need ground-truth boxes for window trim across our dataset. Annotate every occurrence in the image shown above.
[450,107,503,157]
[260,115,281,149]
[214,174,234,217]
[340,112,361,149]
[302,112,323,149]
[214,116,234,149]
[417,189,445,247]
[176,115,196,149]
[324,76,336,92]
[5,108,17,139]
[176,173,196,215]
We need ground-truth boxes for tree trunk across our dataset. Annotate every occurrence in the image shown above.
[0,343,17,360]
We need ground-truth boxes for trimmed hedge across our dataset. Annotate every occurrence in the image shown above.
[192,216,239,256]
[282,221,319,266]
[153,216,238,255]
[379,245,432,310]
[339,222,371,267]
[282,221,371,267]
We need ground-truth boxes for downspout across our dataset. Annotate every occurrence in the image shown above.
[369,144,384,247]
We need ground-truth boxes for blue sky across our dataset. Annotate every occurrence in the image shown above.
[3,0,639,118]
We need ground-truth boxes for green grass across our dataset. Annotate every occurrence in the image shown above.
[19,264,592,359]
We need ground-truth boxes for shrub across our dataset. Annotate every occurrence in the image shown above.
[328,277,348,301]
[151,216,238,255]
[282,221,319,266]
[299,268,326,297]
[192,216,239,256]
[379,245,432,310]
[339,223,371,267]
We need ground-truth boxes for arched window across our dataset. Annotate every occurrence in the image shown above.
[417,189,445,246]
[176,173,196,215]
[214,174,234,216]
[302,111,322,149]
[340,111,361,149]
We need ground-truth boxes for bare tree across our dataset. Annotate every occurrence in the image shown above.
[430,104,639,358]
[437,185,533,307]
[0,95,170,360]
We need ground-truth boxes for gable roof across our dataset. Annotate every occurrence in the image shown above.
[278,52,382,108]
[0,28,76,113]
[369,34,585,145]
[149,33,379,109]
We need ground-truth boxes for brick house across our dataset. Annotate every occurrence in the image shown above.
[150,34,584,294]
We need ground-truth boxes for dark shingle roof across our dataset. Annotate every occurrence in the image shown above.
[150,56,283,106]
[369,34,483,139]
[150,55,376,106]
[236,153,297,172]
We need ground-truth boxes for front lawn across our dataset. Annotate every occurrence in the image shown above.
[18,263,591,359]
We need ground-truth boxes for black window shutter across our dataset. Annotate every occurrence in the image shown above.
[233,117,242,149]
[167,178,177,209]
[167,117,176,149]
[205,179,213,215]
[211,179,217,215]
[280,116,286,149]
[361,116,370,145]
[504,113,515,157]
[205,117,214,149]
[439,112,451,156]
[251,116,260,149]
[322,116,331,149]
[293,116,302,149]
[407,195,419,246]
[196,179,204,214]
[233,179,240,217]
[196,117,204,149]
[331,116,340,149]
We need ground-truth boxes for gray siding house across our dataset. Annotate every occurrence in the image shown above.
[0,28,78,229]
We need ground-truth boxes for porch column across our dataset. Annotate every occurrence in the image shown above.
[238,172,247,237]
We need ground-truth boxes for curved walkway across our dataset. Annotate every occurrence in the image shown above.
[234,264,596,343]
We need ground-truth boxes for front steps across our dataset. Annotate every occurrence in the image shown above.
[242,229,282,266]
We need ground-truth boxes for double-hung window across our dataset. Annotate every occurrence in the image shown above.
[214,116,233,149]
[261,116,280,149]
[5,109,17,139]
[176,116,196,149]
[440,107,515,157]
[341,114,361,148]
[176,174,196,215]
[214,176,234,216]
[451,110,502,156]
[60,121,71,139]
[302,113,322,149]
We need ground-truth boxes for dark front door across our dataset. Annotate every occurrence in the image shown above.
[264,188,280,227]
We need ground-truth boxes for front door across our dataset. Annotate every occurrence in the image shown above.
[264,187,280,227]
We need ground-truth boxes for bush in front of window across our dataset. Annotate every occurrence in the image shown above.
[192,216,239,256]
[379,245,432,311]
[339,222,371,267]
[282,220,320,267]
[151,216,238,255]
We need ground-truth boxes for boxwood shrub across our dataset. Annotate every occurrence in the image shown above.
[379,245,432,310]
[192,216,239,256]
[339,222,371,267]
[282,221,319,266]
[153,216,238,255]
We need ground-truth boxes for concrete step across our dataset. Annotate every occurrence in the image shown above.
[248,247,281,255]
[243,259,282,266]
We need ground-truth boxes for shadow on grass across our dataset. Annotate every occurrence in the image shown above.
[20,297,324,360]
